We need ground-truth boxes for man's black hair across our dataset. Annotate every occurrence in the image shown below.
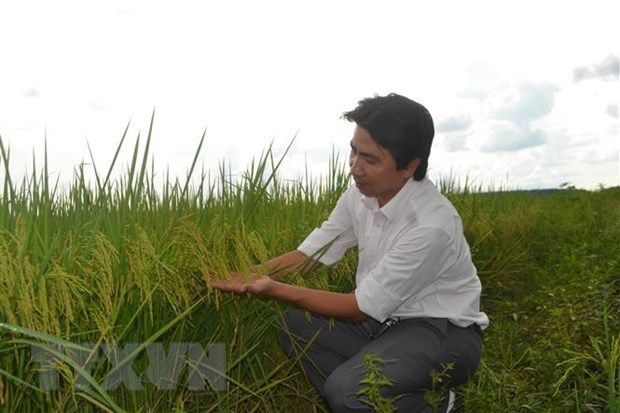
[342,93,435,181]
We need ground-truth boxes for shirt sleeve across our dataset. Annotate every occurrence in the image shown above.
[355,225,452,322]
[297,188,358,265]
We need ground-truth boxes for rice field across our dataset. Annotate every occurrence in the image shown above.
[0,125,618,412]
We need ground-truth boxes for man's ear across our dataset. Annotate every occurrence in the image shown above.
[403,158,421,179]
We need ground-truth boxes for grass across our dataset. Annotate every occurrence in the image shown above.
[0,126,618,412]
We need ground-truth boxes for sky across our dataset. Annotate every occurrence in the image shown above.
[0,0,618,192]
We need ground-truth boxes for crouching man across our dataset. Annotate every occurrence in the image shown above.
[211,93,488,412]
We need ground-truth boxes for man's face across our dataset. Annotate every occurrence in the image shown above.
[349,125,419,207]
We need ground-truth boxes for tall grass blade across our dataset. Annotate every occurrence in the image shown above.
[181,128,207,200]
[103,121,131,190]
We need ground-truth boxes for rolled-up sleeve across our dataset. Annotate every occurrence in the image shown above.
[355,226,452,322]
[297,188,358,265]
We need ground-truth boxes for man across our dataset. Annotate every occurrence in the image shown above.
[211,93,488,412]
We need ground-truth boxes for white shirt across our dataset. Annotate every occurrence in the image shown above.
[297,178,489,329]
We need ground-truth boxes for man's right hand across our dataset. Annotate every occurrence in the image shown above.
[209,272,274,295]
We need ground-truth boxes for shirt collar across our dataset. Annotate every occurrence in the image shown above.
[359,178,421,221]
[360,194,381,214]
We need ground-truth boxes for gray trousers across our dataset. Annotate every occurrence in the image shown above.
[278,309,482,412]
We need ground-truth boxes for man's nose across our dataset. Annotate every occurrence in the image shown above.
[349,155,361,175]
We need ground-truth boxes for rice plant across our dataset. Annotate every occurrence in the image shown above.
[0,125,618,412]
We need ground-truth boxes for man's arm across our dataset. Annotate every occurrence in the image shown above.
[266,280,367,321]
[251,249,322,279]
[210,274,368,322]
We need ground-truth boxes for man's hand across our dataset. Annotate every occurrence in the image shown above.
[209,271,367,321]
[209,273,273,295]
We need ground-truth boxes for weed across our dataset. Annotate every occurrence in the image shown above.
[424,363,454,413]
[356,353,396,413]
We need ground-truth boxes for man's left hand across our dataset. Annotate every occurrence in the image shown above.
[209,272,273,295]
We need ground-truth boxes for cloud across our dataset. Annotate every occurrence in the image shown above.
[22,88,41,98]
[481,82,557,152]
[573,54,619,82]
[457,61,499,100]
[442,133,468,152]
[607,103,619,119]
[490,82,559,123]
[89,101,106,111]
[437,113,473,153]
[481,122,546,152]
[581,149,619,165]
[436,113,472,133]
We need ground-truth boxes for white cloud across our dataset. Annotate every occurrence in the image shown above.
[22,88,41,98]
[436,113,472,133]
[481,122,546,153]
[479,82,558,153]
[1,0,619,190]
[574,54,620,82]
[441,133,470,153]
[490,82,559,124]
